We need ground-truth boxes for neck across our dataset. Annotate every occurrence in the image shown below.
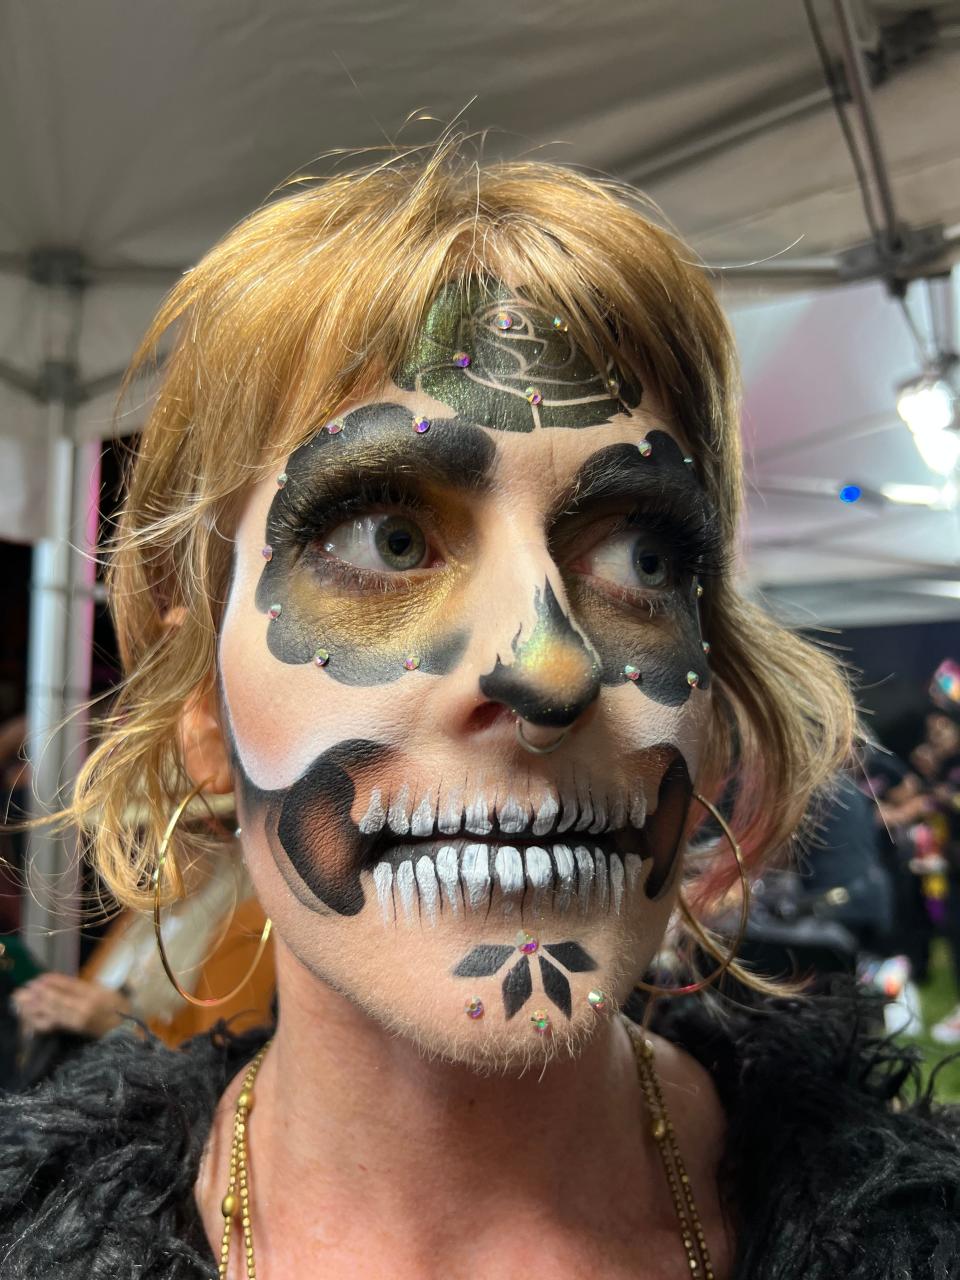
[198,939,727,1274]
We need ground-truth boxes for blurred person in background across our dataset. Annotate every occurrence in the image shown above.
[10,843,275,1086]
[0,145,956,1279]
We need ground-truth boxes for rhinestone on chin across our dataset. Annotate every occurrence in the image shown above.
[515,930,539,954]
[530,1009,552,1035]
[587,989,610,1013]
[465,997,485,1020]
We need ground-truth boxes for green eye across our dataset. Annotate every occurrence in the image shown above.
[374,516,427,570]
[322,514,429,572]
[634,547,669,588]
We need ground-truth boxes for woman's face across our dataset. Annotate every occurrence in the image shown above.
[218,287,718,1063]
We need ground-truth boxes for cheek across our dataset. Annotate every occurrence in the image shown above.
[603,681,711,781]
[219,548,422,791]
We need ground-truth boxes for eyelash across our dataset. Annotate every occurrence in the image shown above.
[580,503,722,582]
[274,475,437,591]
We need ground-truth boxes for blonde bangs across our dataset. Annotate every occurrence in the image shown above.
[70,139,853,941]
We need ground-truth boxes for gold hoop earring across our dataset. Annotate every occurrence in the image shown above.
[633,790,749,999]
[152,781,273,1008]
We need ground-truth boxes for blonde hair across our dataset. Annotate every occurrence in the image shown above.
[70,139,855,958]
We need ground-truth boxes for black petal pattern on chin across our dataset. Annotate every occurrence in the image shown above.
[539,957,572,1018]
[543,942,598,973]
[452,945,514,978]
[502,956,533,1019]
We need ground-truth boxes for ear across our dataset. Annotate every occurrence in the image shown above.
[180,681,234,795]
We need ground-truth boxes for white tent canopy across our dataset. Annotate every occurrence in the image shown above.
[3,0,960,964]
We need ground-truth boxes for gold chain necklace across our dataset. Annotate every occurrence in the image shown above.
[218,1025,714,1279]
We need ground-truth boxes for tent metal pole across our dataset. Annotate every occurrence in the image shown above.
[831,0,902,250]
[19,268,99,973]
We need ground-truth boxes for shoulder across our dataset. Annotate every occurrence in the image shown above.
[0,1022,268,1279]
[647,988,960,1279]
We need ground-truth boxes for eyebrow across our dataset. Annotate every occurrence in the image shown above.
[555,438,713,523]
[286,402,495,494]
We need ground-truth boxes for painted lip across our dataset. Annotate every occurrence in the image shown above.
[365,750,692,921]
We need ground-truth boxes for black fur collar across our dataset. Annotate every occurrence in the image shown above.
[1,994,958,1279]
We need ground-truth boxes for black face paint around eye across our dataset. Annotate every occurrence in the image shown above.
[396,281,642,433]
[561,431,716,707]
[255,401,495,683]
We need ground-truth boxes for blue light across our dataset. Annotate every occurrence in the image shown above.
[839,485,862,504]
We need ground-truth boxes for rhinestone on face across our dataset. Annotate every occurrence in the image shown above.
[403,655,421,671]
[623,664,641,682]
[326,419,344,435]
[524,387,543,405]
[552,316,568,331]
[696,584,704,599]
[701,641,711,655]
[607,376,620,394]
[530,1009,552,1035]
[412,417,431,434]
[261,545,273,561]
[686,670,700,688]
[587,989,609,1013]
[465,997,485,1019]
[515,930,539,954]
[276,472,288,488]
[268,603,282,620]
[637,439,653,457]
[454,352,471,368]
[314,648,330,667]
[683,456,694,467]
[494,310,513,330]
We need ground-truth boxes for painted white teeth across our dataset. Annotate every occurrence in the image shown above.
[594,848,609,912]
[630,791,647,829]
[410,795,435,838]
[625,852,644,892]
[608,795,627,833]
[525,846,553,915]
[395,860,416,921]
[415,855,439,924]
[498,796,528,834]
[553,844,575,914]
[609,853,625,913]
[574,798,594,833]
[588,798,607,835]
[388,785,411,836]
[494,845,524,898]
[461,843,490,910]
[574,845,594,913]
[435,845,461,914]
[373,862,393,923]
[437,795,463,835]
[464,794,492,835]
[557,795,578,833]
[532,794,559,836]
[359,789,387,835]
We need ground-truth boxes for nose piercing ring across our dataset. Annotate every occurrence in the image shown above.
[515,720,571,755]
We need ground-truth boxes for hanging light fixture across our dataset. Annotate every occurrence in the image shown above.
[895,356,960,476]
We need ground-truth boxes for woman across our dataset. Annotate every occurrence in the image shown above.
[1,144,957,1278]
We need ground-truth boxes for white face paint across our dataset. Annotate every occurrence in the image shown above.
[219,327,717,1065]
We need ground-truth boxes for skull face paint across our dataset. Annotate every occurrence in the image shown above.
[219,282,720,1062]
